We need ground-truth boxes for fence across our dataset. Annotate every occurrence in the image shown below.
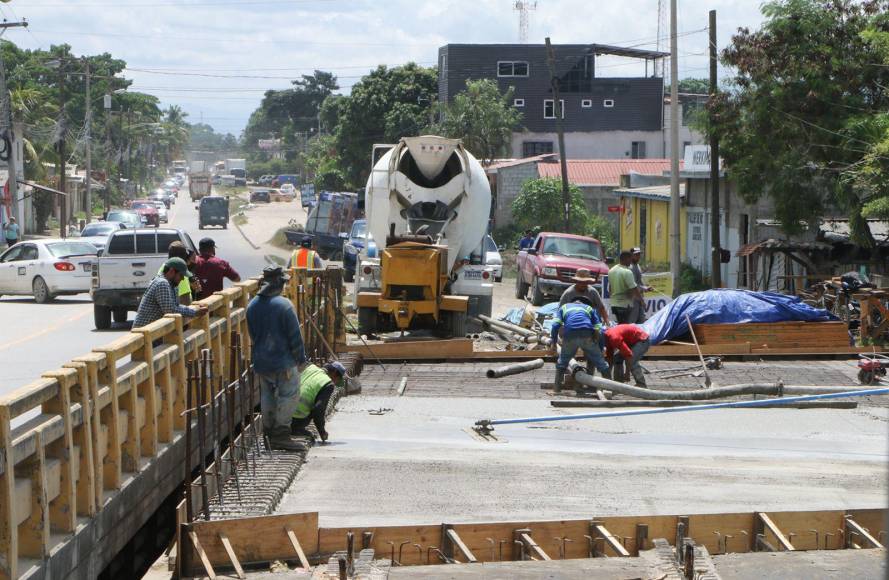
[0,280,258,579]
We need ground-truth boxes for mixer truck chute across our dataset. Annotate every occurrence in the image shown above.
[356,136,494,337]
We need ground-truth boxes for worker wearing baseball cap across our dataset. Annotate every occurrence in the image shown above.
[194,237,241,300]
[134,257,207,328]
[629,247,653,323]
[291,361,347,442]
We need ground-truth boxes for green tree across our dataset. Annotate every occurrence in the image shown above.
[852,27,889,219]
[511,177,589,233]
[330,63,437,187]
[710,0,889,246]
[437,79,522,165]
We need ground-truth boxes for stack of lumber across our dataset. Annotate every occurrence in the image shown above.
[693,321,849,350]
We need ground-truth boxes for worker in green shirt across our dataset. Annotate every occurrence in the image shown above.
[291,361,346,442]
[607,250,641,324]
[158,242,202,304]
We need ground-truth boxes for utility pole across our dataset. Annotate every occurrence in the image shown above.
[0,20,28,229]
[545,37,571,232]
[57,61,67,238]
[708,9,721,288]
[104,93,112,211]
[669,0,680,297]
[84,58,92,222]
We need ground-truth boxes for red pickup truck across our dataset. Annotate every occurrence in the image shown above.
[515,232,609,305]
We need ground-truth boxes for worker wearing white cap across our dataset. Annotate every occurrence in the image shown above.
[629,247,653,324]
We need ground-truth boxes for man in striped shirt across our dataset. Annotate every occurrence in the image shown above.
[134,258,207,328]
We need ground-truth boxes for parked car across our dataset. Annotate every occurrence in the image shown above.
[129,199,160,226]
[152,200,169,223]
[484,235,503,282]
[250,188,271,203]
[105,209,144,228]
[211,174,222,185]
[515,232,608,306]
[0,239,98,303]
[257,175,273,186]
[79,221,126,253]
[198,195,229,229]
[91,228,196,328]
[342,219,377,282]
[150,188,170,209]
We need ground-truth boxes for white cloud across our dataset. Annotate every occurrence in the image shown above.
[10,0,764,134]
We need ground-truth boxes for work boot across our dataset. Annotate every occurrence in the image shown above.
[632,370,647,388]
[601,366,612,381]
[291,426,316,442]
[268,427,308,452]
[554,369,565,393]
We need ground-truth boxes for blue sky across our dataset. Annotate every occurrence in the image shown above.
[8,0,765,135]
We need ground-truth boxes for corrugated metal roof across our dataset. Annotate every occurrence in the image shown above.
[613,183,685,200]
[537,159,677,186]
[486,154,556,172]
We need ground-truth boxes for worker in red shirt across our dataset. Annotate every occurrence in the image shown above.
[604,324,651,387]
[193,238,241,300]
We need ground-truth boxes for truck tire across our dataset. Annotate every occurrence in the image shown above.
[357,307,377,336]
[113,307,128,323]
[531,276,546,306]
[94,305,112,330]
[514,274,529,299]
[449,310,467,338]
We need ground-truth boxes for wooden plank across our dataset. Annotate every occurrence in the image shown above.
[340,339,473,360]
[845,508,887,547]
[445,528,477,563]
[218,533,245,579]
[591,522,630,557]
[0,401,18,579]
[768,510,845,550]
[185,513,318,573]
[188,530,217,580]
[517,532,551,561]
[845,515,884,549]
[758,512,795,551]
[689,512,755,554]
[451,519,591,562]
[319,525,439,566]
[285,527,311,570]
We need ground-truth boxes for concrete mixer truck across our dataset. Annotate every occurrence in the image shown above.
[356,136,494,337]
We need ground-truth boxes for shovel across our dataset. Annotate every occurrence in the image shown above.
[685,313,712,388]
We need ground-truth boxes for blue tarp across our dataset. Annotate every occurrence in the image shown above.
[640,289,839,345]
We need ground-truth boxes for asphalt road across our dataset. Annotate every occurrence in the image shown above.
[0,190,272,393]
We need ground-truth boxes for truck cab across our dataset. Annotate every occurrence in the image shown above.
[515,232,609,306]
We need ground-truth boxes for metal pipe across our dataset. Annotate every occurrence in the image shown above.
[477,314,536,337]
[486,358,545,379]
[476,386,889,428]
[568,361,887,400]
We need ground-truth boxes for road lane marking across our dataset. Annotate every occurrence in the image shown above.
[0,305,92,352]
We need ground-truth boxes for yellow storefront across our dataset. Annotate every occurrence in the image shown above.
[614,184,687,265]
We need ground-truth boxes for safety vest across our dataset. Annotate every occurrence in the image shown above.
[293,364,331,419]
[289,248,316,269]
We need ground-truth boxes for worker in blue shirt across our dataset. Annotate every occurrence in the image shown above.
[518,229,534,250]
[550,296,611,392]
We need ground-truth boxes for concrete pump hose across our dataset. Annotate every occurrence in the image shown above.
[486,358,545,379]
[568,361,885,401]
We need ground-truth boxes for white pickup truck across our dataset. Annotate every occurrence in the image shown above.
[90,228,197,329]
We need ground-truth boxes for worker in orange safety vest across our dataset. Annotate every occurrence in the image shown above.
[289,236,323,270]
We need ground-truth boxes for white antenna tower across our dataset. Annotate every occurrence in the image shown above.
[514,1,537,43]
[657,0,667,78]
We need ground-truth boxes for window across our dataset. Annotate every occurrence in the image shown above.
[513,98,525,107]
[522,141,554,157]
[440,54,447,75]
[581,99,592,108]
[497,61,529,77]
[20,245,38,261]
[47,242,98,257]
[543,99,565,119]
[1,246,22,262]
[603,99,615,108]
[631,141,647,159]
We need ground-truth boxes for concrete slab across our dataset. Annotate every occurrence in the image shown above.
[276,391,888,526]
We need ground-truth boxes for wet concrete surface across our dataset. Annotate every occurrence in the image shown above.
[276,370,888,526]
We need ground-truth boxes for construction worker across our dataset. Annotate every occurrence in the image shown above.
[291,361,346,443]
[550,296,610,392]
[628,248,653,324]
[289,236,323,270]
[604,324,651,387]
[608,250,642,324]
[246,266,308,451]
[559,268,610,325]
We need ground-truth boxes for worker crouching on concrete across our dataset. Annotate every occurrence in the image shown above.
[246,266,309,452]
[604,324,651,387]
[291,361,347,443]
[550,296,611,392]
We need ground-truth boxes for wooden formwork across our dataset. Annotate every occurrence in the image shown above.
[0,280,259,580]
[179,508,888,577]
